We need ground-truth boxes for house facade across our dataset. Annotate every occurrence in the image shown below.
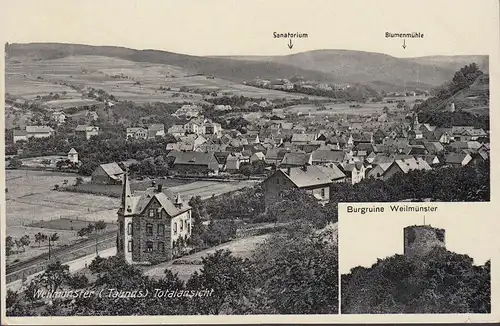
[13,126,55,143]
[91,162,124,185]
[262,166,332,208]
[76,125,100,140]
[117,175,192,265]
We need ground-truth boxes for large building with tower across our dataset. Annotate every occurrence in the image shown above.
[117,174,192,264]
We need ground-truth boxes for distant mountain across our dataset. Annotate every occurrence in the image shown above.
[6,43,487,92]
[5,43,336,84]
[406,55,489,73]
[219,50,488,90]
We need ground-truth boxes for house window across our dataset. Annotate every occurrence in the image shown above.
[127,222,133,235]
[173,222,177,235]
[146,241,154,252]
[119,221,124,234]
[158,241,165,252]
[321,188,325,198]
[149,209,155,218]
[180,220,184,231]
[157,223,165,236]
[276,178,280,185]
[187,222,191,232]
[128,240,133,252]
[184,220,188,230]
[146,223,153,236]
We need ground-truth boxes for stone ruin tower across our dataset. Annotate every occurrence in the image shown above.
[403,225,445,258]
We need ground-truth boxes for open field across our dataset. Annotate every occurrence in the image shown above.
[168,180,259,200]
[6,170,120,228]
[68,179,259,200]
[283,97,427,116]
[144,234,271,282]
[70,177,191,197]
[6,55,314,104]
[30,218,117,232]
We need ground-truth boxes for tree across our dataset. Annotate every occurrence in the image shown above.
[38,261,70,293]
[74,177,83,186]
[35,232,47,247]
[6,236,15,256]
[341,247,490,314]
[185,250,255,314]
[95,220,107,233]
[19,235,30,251]
[48,233,59,259]
[8,157,22,169]
[77,227,89,238]
[253,226,339,314]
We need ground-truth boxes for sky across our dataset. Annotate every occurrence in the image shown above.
[338,203,499,274]
[1,0,499,58]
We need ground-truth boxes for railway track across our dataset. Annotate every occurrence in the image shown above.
[6,232,117,280]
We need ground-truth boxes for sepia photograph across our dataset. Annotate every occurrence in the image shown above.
[339,203,492,314]
[1,0,498,324]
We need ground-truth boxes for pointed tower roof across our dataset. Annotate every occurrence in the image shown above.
[68,148,78,154]
[121,170,133,216]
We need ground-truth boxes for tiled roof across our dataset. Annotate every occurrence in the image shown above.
[281,152,310,166]
[279,166,332,188]
[311,150,345,163]
[99,162,124,179]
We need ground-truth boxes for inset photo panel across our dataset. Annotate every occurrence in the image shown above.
[339,202,494,315]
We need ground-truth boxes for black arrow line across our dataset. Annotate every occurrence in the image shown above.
[288,39,293,49]
[402,39,407,49]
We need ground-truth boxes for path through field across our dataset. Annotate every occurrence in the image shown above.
[144,234,271,283]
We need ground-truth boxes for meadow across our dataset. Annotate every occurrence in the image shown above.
[6,55,310,105]
[284,96,427,116]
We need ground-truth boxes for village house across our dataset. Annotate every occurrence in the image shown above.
[421,155,440,166]
[250,152,266,163]
[291,133,317,144]
[225,154,241,171]
[214,104,232,112]
[443,153,473,167]
[265,148,291,166]
[75,125,100,140]
[339,162,366,185]
[68,148,79,163]
[203,121,222,137]
[167,151,220,176]
[117,175,192,264]
[311,150,345,165]
[173,105,201,119]
[148,124,165,139]
[379,157,432,181]
[262,165,333,208]
[167,125,185,137]
[127,127,148,140]
[13,125,55,143]
[423,141,444,154]
[280,152,312,168]
[450,141,483,152]
[91,162,124,185]
[52,111,66,125]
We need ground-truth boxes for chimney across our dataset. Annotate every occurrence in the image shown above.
[174,194,183,207]
[286,167,291,175]
[157,184,163,193]
[301,164,308,172]
[151,180,156,188]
